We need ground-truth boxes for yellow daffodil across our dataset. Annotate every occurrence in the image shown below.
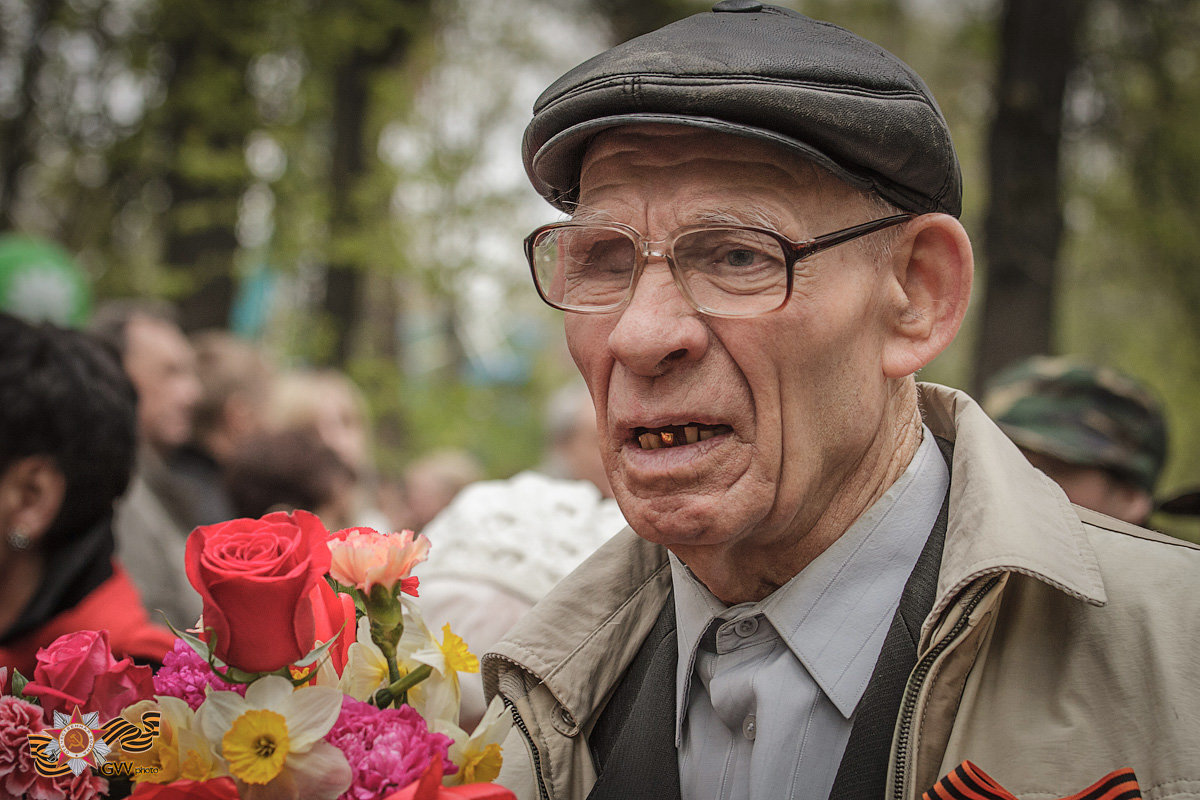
[437,625,479,675]
[434,696,514,786]
[222,709,290,783]
[198,676,351,800]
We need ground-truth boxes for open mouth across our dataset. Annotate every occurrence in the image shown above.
[633,423,732,450]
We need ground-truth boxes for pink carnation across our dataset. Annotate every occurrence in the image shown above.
[152,640,247,710]
[328,527,429,596]
[0,695,106,800]
[326,696,455,800]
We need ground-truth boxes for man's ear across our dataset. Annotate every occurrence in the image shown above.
[0,456,67,545]
[881,213,974,379]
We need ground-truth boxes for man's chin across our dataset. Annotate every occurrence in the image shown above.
[620,500,745,553]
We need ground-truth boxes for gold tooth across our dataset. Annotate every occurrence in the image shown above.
[660,431,675,446]
[684,426,699,444]
[698,428,715,441]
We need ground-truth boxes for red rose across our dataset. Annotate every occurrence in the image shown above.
[21,630,154,719]
[185,510,339,674]
[130,777,240,799]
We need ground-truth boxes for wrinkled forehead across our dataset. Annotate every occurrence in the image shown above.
[576,124,868,222]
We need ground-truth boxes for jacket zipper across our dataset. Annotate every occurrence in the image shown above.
[502,695,551,800]
[891,574,1002,800]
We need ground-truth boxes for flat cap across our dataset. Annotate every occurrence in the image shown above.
[524,2,962,216]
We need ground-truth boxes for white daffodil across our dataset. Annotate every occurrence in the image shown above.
[397,597,479,727]
[197,676,351,800]
[433,695,513,786]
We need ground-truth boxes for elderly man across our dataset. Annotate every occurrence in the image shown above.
[483,5,1200,800]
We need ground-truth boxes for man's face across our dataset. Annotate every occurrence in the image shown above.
[567,126,903,556]
[124,315,201,453]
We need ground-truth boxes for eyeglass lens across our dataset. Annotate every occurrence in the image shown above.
[530,226,789,316]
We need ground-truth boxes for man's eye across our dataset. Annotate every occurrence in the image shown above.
[724,248,758,267]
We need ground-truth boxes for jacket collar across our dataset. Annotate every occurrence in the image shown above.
[483,528,672,732]
[918,382,1106,636]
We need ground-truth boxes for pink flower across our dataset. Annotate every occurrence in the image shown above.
[328,528,430,596]
[21,630,154,720]
[326,696,455,800]
[0,695,106,800]
[152,640,247,711]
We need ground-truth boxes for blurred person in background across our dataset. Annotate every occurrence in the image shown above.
[89,300,203,629]
[0,313,175,675]
[400,448,484,533]
[983,356,1167,526]
[170,330,276,528]
[418,384,625,728]
[542,380,613,498]
[224,429,358,529]
[265,368,389,530]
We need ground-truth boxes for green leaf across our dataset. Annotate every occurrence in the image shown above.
[165,619,214,663]
[10,670,32,702]
[294,620,348,667]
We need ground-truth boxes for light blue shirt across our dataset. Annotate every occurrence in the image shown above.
[671,428,949,800]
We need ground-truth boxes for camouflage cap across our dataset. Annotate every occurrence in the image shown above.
[982,355,1168,493]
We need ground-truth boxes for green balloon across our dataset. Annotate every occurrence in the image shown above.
[0,235,91,326]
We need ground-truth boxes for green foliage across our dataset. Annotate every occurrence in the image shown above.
[1057,0,1200,535]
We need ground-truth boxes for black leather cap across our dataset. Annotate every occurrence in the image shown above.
[524,3,961,216]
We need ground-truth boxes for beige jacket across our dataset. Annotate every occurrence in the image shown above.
[483,384,1200,800]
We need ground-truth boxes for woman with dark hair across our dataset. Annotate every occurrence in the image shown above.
[0,313,174,675]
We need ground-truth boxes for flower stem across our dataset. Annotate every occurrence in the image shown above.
[372,664,433,709]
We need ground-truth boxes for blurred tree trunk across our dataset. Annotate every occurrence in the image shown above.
[320,4,431,367]
[152,1,263,332]
[973,0,1088,394]
[0,0,63,230]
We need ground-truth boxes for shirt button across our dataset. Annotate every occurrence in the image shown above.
[742,714,757,740]
[734,617,759,637]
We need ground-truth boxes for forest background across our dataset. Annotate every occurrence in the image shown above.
[3,0,1199,541]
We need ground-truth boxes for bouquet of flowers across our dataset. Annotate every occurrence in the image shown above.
[0,511,515,800]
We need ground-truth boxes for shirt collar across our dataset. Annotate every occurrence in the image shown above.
[671,427,949,738]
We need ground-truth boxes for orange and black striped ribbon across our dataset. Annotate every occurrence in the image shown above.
[102,710,161,753]
[923,761,1142,800]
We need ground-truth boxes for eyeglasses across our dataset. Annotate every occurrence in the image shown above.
[525,213,915,318]
[525,213,914,318]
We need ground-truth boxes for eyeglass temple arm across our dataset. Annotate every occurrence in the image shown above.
[793,213,916,259]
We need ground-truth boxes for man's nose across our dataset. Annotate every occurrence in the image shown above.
[607,261,709,377]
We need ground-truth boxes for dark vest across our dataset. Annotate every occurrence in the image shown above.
[586,439,953,800]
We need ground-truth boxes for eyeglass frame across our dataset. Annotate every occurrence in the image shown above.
[524,212,917,318]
